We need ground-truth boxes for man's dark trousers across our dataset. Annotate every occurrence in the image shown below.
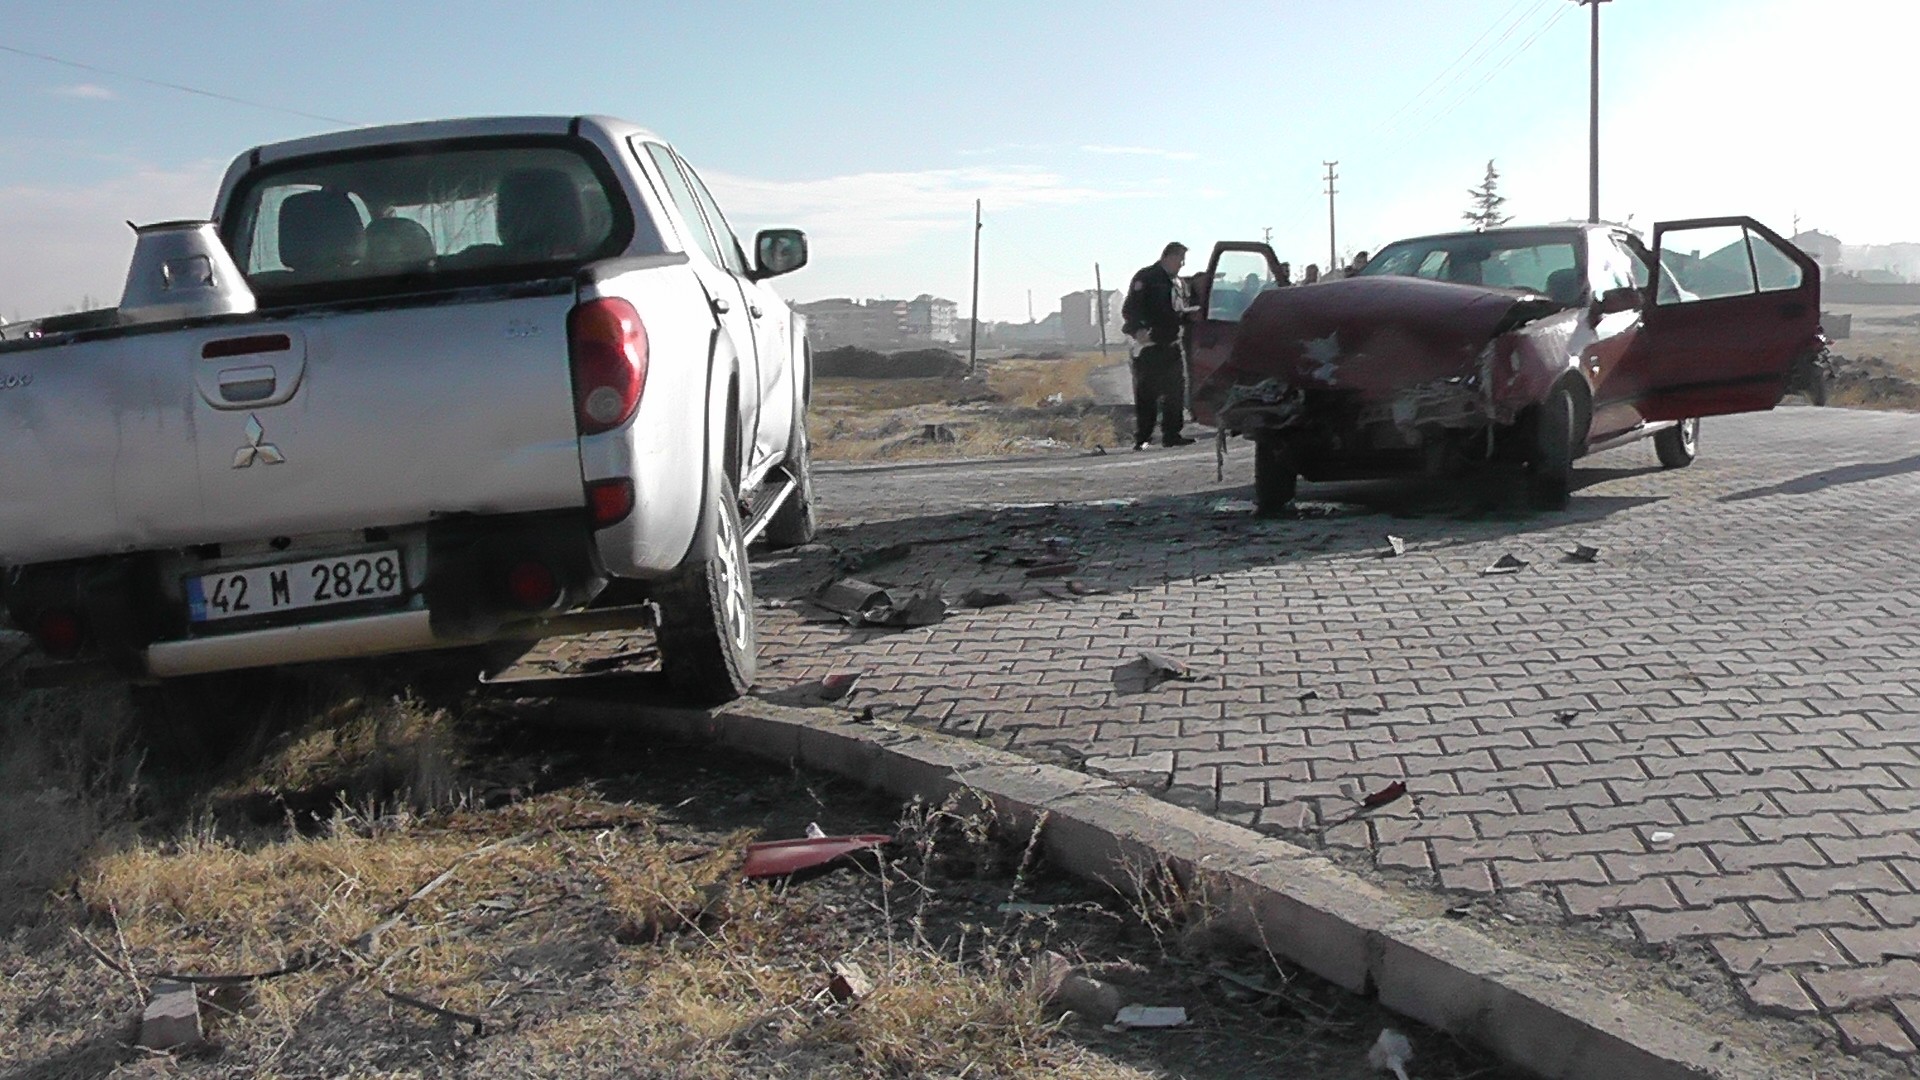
[1131,342,1185,445]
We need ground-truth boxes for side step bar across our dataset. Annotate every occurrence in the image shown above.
[740,466,799,546]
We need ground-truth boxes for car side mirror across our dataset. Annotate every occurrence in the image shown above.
[753,229,808,279]
[1596,285,1642,317]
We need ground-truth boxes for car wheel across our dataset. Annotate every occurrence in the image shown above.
[762,422,817,548]
[1654,417,1699,469]
[656,481,757,703]
[1253,434,1297,516]
[1528,386,1576,509]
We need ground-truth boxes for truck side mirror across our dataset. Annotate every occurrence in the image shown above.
[753,229,808,279]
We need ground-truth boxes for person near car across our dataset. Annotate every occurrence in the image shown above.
[1303,264,1321,284]
[1121,242,1196,449]
[1346,250,1370,277]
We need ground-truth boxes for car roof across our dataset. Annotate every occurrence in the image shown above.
[1382,222,1635,247]
[245,114,662,166]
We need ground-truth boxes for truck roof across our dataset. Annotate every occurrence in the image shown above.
[243,115,663,166]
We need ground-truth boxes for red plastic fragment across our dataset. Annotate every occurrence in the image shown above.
[1361,781,1408,809]
[742,834,891,879]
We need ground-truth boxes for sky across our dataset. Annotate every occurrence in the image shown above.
[1,0,1914,324]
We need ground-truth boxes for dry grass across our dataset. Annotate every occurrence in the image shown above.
[810,352,1128,463]
[0,686,1160,1079]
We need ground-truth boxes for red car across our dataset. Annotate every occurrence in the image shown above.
[1187,218,1824,511]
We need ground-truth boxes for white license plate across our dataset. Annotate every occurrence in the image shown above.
[187,550,405,623]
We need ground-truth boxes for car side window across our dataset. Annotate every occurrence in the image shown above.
[1612,236,1652,289]
[639,142,725,268]
[1589,236,1638,296]
[1655,224,1802,305]
[675,153,752,277]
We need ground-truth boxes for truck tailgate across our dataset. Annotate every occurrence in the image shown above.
[194,287,584,543]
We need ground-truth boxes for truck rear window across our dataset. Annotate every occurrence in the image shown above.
[222,137,656,304]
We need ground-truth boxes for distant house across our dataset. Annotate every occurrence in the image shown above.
[795,296,948,349]
[904,294,958,343]
[1059,289,1122,347]
[1791,230,1843,278]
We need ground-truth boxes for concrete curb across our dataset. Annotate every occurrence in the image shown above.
[563,697,1769,1080]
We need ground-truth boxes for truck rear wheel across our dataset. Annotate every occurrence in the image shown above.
[655,483,757,703]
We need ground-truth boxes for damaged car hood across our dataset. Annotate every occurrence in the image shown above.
[1194,276,1564,416]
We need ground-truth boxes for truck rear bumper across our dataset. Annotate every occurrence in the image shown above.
[140,604,661,678]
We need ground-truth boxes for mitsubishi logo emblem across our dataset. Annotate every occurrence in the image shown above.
[232,414,286,468]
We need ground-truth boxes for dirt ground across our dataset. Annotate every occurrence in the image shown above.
[0,659,1523,1079]
[809,353,1131,463]
[1826,304,1920,410]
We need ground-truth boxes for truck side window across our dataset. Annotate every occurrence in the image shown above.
[675,154,752,278]
[641,143,726,269]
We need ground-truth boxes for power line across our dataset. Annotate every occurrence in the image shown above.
[0,43,359,127]
[1421,2,1573,129]
[1372,0,1552,146]
[1368,0,1534,139]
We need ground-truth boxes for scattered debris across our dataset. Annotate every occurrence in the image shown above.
[1032,952,1126,1023]
[568,647,659,675]
[1360,781,1408,810]
[804,822,828,840]
[998,902,1057,916]
[1650,830,1676,844]
[1024,562,1079,579]
[1384,535,1407,557]
[741,834,890,880]
[1298,690,1321,703]
[1211,498,1258,515]
[838,542,914,572]
[959,588,1017,609]
[1480,553,1529,575]
[381,987,485,1038]
[138,979,203,1051]
[818,672,863,701]
[1113,1004,1188,1029]
[1565,543,1601,563]
[828,960,875,1003]
[1114,651,1202,695]
[1368,1027,1415,1080]
[1118,610,1138,620]
[815,577,889,615]
[1064,580,1106,596]
[1342,706,1383,718]
[811,578,948,628]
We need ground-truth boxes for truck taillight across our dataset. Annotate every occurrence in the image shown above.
[585,478,635,527]
[568,298,649,436]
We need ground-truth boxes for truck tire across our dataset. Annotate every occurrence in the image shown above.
[1528,386,1576,509]
[655,482,757,703]
[1253,434,1297,516]
[1654,417,1699,468]
[762,423,817,549]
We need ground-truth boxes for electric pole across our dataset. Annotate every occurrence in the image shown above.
[968,198,982,377]
[1577,0,1609,223]
[1322,162,1339,274]
[1262,226,1273,247]
[1094,262,1109,359]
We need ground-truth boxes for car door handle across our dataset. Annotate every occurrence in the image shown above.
[749,304,763,318]
[711,297,731,316]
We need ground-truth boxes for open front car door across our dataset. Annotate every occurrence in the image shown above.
[1186,241,1285,427]
[1636,216,1820,421]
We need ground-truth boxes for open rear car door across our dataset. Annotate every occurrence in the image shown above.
[1186,241,1285,426]
[1635,216,1820,422]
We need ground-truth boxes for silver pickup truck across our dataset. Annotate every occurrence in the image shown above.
[0,115,815,702]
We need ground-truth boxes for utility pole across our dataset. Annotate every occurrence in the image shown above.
[1027,289,1033,324]
[1262,226,1273,247]
[968,198,982,377]
[1094,262,1109,359]
[1322,162,1339,274]
[1576,0,1610,223]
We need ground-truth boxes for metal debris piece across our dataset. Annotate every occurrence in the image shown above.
[815,578,890,615]
[1480,553,1529,575]
[1065,579,1106,596]
[1299,690,1321,703]
[960,588,1017,609]
[1024,562,1079,579]
[804,822,827,839]
[1211,498,1258,515]
[998,902,1057,916]
[859,588,947,627]
[1566,543,1601,563]
[1553,709,1580,725]
[1342,706,1383,718]
[1360,780,1408,809]
[1113,651,1203,695]
[1118,610,1138,620]
[742,834,890,879]
[1368,1028,1415,1080]
[839,542,914,572]
[1650,830,1676,844]
[1384,535,1407,557]
[1114,1004,1188,1028]
[828,961,874,1003]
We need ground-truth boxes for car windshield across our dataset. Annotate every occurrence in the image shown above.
[1357,232,1582,302]
[222,137,652,304]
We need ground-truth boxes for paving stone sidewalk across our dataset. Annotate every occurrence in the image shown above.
[563,407,1920,1061]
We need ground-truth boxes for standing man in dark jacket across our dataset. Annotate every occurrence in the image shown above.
[1121,242,1196,449]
